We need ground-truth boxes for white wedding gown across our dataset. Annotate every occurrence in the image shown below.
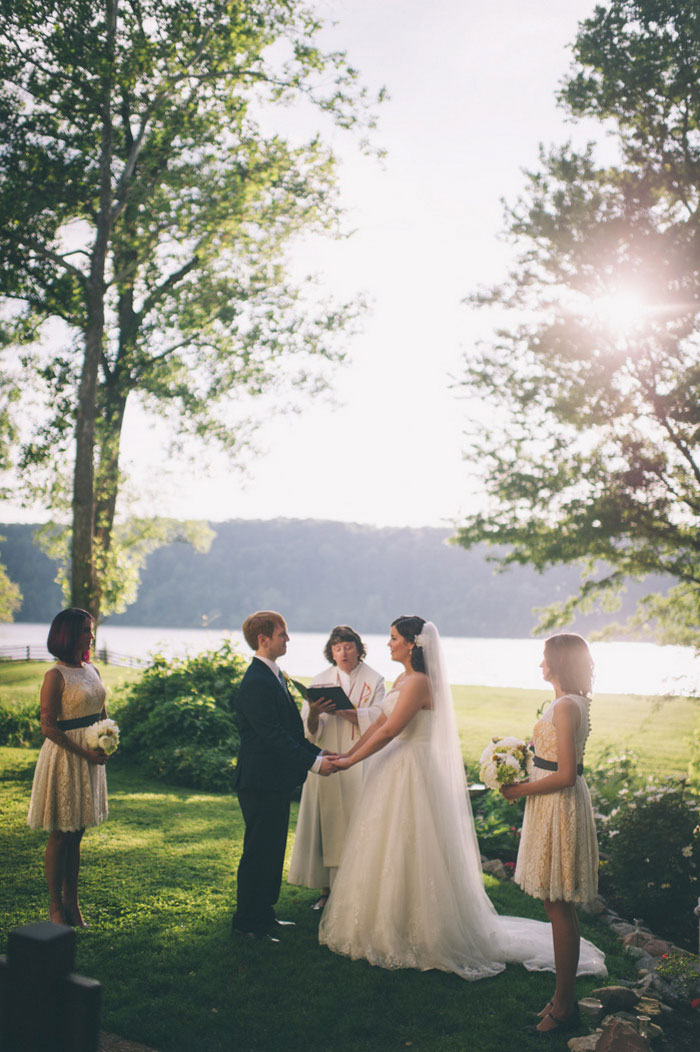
[319,677,606,980]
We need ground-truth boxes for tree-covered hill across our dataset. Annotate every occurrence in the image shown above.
[0,520,667,637]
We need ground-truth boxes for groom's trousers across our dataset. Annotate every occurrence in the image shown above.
[233,789,290,933]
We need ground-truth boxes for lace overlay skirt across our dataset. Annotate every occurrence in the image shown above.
[515,772,598,904]
[27,730,108,832]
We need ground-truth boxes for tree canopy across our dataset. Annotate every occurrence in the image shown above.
[0,0,380,621]
[455,0,700,646]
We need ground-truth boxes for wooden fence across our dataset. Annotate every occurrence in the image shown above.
[0,645,147,668]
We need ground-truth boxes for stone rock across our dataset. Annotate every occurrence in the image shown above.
[598,911,622,926]
[632,953,657,975]
[611,922,638,937]
[595,1017,651,1052]
[567,1034,601,1052]
[623,931,653,948]
[642,972,681,1004]
[641,937,673,958]
[481,858,507,880]
[591,986,641,1012]
[580,895,607,916]
[624,944,648,960]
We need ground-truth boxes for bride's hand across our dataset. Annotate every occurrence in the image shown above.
[330,754,353,770]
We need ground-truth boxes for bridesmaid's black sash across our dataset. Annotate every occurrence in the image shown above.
[57,713,102,731]
[533,755,583,775]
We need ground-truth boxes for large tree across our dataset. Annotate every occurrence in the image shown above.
[455,0,700,646]
[0,0,379,621]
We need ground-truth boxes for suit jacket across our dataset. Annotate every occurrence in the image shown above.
[233,657,320,794]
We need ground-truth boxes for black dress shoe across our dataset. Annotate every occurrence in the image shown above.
[269,918,295,928]
[232,927,280,943]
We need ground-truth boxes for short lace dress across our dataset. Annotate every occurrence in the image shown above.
[27,663,108,832]
[515,693,599,905]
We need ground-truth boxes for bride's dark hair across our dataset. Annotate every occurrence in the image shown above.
[391,615,427,673]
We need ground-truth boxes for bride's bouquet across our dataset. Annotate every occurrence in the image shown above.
[479,736,532,791]
[85,718,120,756]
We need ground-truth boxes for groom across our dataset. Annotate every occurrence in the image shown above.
[232,610,335,940]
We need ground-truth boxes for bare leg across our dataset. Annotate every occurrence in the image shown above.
[62,829,87,927]
[45,831,67,923]
[537,899,580,1032]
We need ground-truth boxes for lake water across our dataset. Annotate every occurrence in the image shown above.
[1,622,699,695]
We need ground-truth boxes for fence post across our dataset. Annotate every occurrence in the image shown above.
[26,646,30,661]
[0,921,101,1052]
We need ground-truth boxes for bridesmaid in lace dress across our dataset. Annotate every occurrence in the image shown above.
[27,609,110,927]
[501,633,599,1035]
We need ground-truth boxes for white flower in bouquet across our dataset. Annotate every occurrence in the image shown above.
[479,736,532,791]
[85,718,120,755]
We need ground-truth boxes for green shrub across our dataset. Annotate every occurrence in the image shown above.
[470,782,525,862]
[585,746,644,822]
[115,642,246,791]
[0,699,42,747]
[600,779,700,948]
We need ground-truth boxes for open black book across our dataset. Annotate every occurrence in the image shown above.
[289,680,355,711]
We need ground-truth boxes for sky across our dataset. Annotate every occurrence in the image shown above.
[4,0,602,530]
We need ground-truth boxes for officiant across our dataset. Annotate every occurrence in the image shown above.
[288,625,384,908]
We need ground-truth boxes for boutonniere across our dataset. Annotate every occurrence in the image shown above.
[283,671,308,700]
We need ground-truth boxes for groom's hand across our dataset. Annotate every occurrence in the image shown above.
[318,756,337,776]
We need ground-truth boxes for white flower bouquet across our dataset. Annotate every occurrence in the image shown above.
[479,736,533,791]
[85,718,120,755]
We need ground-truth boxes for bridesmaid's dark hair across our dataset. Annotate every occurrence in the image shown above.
[391,615,427,673]
[544,633,594,697]
[47,608,93,663]
[324,625,367,665]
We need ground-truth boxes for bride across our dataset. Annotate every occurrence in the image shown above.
[319,616,606,982]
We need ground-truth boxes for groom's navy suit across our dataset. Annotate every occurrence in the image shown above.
[232,656,320,933]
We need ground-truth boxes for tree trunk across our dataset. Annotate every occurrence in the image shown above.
[70,0,118,623]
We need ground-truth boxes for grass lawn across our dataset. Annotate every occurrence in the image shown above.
[452,685,699,778]
[0,660,140,705]
[1,746,632,1052]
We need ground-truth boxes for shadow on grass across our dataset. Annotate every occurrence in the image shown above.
[2,749,633,1052]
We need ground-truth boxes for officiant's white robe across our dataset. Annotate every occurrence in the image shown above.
[288,661,385,888]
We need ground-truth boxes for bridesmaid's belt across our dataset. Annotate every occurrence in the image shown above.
[533,755,583,775]
[57,713,102,731]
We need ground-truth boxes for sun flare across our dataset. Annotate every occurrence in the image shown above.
[587,289,647,333]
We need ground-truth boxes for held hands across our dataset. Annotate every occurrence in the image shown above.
[328,753,353,771]
[318,754,339,776]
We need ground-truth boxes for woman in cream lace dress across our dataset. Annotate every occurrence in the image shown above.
[501,633,599,1035]
[27,609,110,926]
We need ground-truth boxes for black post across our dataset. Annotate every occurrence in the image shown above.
[0,922,101,1052]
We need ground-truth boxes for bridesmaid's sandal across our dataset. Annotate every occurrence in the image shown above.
[531,1005,580,1036]
[534,1000,554,1019]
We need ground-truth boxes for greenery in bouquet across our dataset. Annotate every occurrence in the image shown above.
[113,642,246,791]
[479,736,533,791]
[599,778,700,948]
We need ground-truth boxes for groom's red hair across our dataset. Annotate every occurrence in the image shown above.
[242,610,286,650]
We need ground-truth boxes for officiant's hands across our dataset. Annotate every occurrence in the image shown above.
[307,696,336,735]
